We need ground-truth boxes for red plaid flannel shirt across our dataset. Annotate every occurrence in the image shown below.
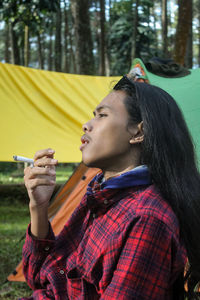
[20,182,186,300]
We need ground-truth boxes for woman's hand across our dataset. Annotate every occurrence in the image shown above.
[24,148,58,210]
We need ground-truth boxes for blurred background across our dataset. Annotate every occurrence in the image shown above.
[0,0,199,74]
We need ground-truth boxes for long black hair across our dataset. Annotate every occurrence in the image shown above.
[114,76,200,299]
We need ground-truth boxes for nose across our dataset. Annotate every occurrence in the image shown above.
[82,120,92,132]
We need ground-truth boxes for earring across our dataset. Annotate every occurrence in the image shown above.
[130,136,143,144]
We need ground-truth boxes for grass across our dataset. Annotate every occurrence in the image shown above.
[0,162,77,185]
[0,163,76,299]
[0,198,32,299]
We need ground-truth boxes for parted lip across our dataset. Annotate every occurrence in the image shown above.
[81,135,91,144]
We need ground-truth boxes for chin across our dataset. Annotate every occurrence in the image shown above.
[82,155,102,169]
[83,160,97,168]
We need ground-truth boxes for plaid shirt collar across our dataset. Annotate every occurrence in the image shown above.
[86,165,152,214]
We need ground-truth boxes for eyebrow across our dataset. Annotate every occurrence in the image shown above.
[93,105,112,115]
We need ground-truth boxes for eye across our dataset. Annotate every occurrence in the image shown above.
[98,113,107,118]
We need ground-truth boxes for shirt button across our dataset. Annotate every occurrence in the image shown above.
[44,246,50,251]
[92,213,96,218]
[60,270,65,275]
[104,200,108,205]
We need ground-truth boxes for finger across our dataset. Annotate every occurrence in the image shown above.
[24,171,56,188]
[28,166,56,178]
[24,165,56,174]
[26,178,56,190]
[34,158,58,168]
[34,148,55,161]
[46,165,56,171]
[24,170,56,186]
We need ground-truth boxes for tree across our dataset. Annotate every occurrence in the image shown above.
[71,0,95,74]
[162,0,168,57]
[4,22,10,63]
[24,25,29,67]
[63,0,70,73]
[47,15,54,71]
[55,1,62,72]
[151,0,159,56]
[0,0,59,67]
[1,0,200,73]
[131,0,139,61]
[174,0,193,65]
[109,0,134,75]
[185,1,193,68]
[194,0,200,67]
[9,22,21,65]
[37,29,44,69]
[100,0,106,75]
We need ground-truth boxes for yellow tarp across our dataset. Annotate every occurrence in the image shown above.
[0,63,120,162]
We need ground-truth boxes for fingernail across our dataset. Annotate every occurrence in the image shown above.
[48,149,54,154]
[52,159,57,163]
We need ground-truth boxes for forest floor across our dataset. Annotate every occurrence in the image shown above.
[0,196,32,299]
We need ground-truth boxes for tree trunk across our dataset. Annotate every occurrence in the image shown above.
[55,3,62,72]
[185,2,193,69]
[109,0,112,21]
[94,1,100,74]
[162,0,168,57]
[71,0,94,75]
[152,1,158,55]
[9,22,20,65]
[24,25,29,67]
[63,0,69,73]
[100,0,106,75]
[131,0,139,61]
[37,32,44,69]
[173,0,192,65]
[69,28,76,73]
[167,0,173,57]
[48,19,53,71]
[4,23,10,63]
[105,0,112,76]
[71,0,79,73]
[146,2,150,54]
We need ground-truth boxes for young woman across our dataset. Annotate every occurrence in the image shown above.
[21,76,200,299]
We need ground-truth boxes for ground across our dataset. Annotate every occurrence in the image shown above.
[0,163,75,299]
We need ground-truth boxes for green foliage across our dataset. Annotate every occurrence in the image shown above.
[0,0,59,25]
[108,0,133,75]
[108,0,157,75]
[0,198,32,298]
[0,0,59,57]
[109,15,133,75]
[0,0,199,74]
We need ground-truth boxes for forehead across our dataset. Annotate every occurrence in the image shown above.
[96,90,128,112]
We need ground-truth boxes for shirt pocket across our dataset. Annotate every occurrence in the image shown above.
[67,267,83,299]
[67,267,99,300]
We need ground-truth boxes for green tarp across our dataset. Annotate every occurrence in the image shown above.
[133,59,200,168]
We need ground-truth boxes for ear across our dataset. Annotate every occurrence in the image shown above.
[129,121,144,144]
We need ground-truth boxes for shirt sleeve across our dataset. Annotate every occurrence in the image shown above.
[22,222,56,290]
[101,214,177,300]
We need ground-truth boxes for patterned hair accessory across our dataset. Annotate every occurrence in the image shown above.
[127,64,149,83]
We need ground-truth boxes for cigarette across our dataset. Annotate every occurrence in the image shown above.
[13,155,34,164]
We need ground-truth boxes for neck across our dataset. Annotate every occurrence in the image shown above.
[103,164,139,181]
